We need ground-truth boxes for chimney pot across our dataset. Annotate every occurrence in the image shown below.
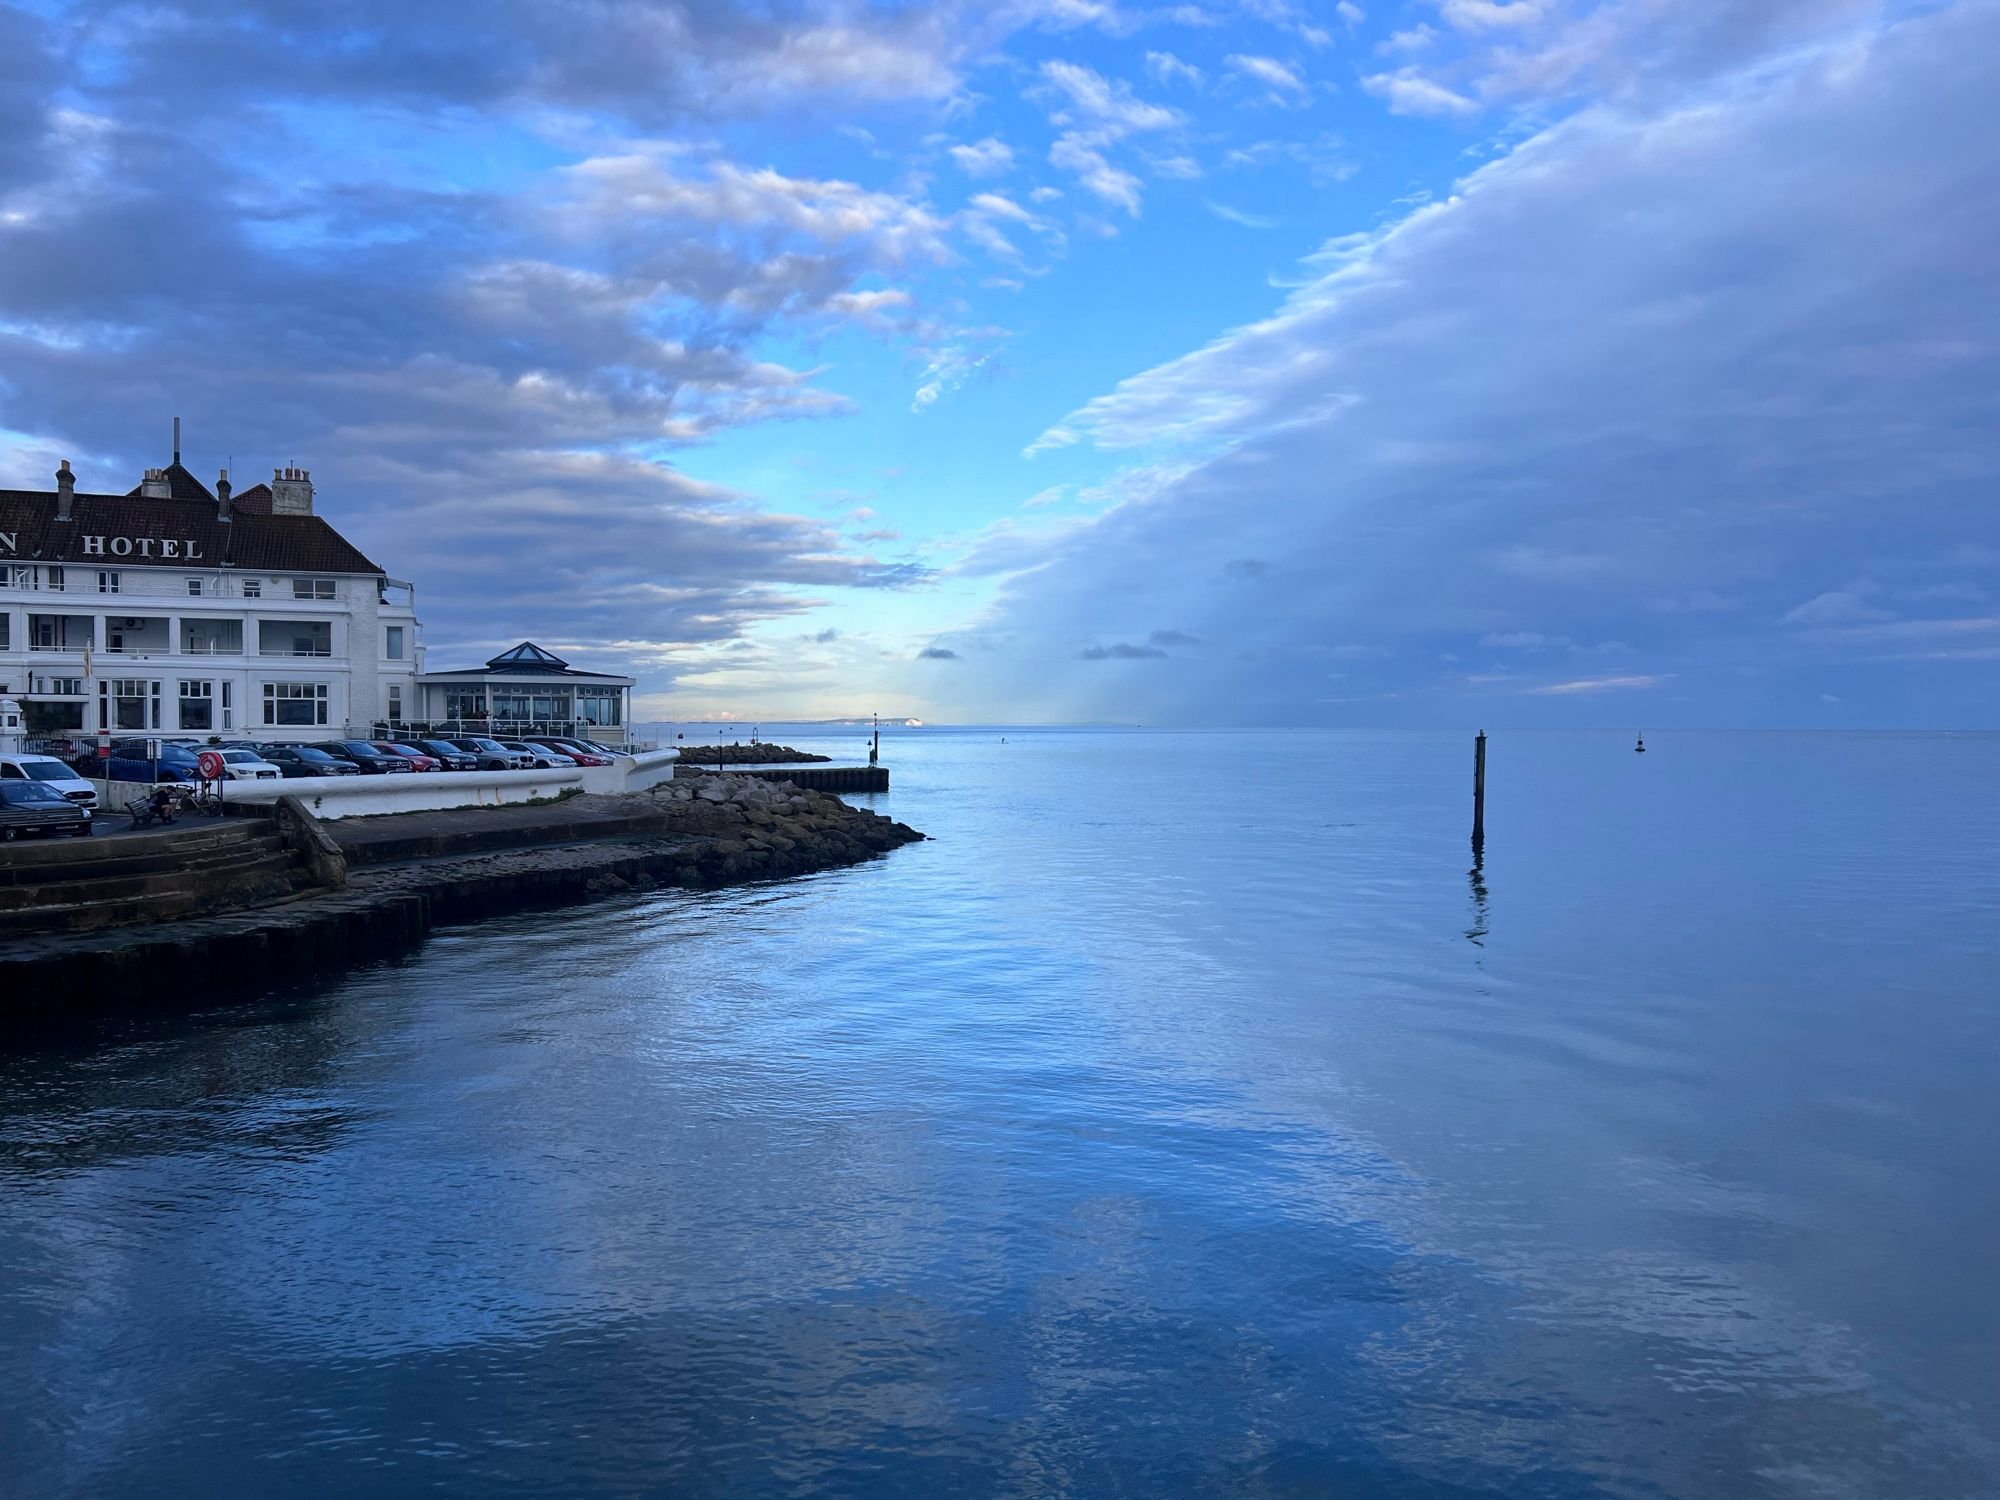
[55,459,75,521]
[217,467,233,522]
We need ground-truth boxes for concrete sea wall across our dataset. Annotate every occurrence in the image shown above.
[0,773,922,1035]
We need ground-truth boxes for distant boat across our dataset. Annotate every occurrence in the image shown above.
[1635,733,1647,753]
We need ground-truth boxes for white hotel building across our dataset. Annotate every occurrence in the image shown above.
[0,450,421,741]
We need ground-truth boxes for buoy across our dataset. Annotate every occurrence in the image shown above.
[1635,733,1647,753]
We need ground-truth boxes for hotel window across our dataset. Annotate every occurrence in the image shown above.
[45,566,63,591]
[579,689,622,727]
[221,681,233,730]
[186,577,220,597]
[99,678,161,731]
[292,578,336,601]
[263,681,329,727]
[242,578,262,598]
[178,679,214,731]
[387,684,403,724]
[7,565,33,589]
[98,571,121,594]
[0,615,8,649]
[384,625,405,660]
[48,677,83,695]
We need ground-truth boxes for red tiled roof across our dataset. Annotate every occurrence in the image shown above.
[0,485,383,575]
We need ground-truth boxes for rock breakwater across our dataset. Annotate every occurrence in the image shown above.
[675,743,832,765]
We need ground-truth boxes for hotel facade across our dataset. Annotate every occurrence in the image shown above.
[0,440,634,747]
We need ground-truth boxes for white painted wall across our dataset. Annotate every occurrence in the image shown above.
[221,767,585,820]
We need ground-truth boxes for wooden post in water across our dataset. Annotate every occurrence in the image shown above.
[1472,730,1487,845]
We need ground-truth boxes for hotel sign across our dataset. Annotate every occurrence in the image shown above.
[0,532,205,560]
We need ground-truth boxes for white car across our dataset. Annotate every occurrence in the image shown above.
[500,741,570,770]
[0,752,99,809]
[216,748,283,780]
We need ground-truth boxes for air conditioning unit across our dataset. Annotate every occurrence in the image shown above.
[122,617,146,629]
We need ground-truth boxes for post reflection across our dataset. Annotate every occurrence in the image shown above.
[1467,834,1489,946]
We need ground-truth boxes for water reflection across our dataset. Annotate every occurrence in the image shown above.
[1467,834,1489,947]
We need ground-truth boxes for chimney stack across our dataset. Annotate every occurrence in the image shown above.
[172,416,181,465]
[271,464,314,515]
[56,459,74,521]
[216,467,232,521]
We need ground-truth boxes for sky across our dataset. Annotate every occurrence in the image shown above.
[0,0,1994,726]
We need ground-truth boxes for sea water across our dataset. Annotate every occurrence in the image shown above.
[2,729,1995,1497]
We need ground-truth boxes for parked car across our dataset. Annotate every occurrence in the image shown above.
[0,753,100,809]
[411,739,479,772]
[321,740,416,774]
[523,736,612,766]
[448,737,532,770]
[499,740,571,770]
[372,742,442,772]
[0,779,92,839]
[259,744,363,778]
[214,748,283,781]
[100,740,201,784]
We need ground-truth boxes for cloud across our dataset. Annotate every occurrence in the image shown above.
[1783,590,1896,628]
[1145,51,1205,88]
[1362,69,1479,117]
[1528,674,1667,695]
[949,137,1017,177]
[1036,60,1183,212]
[1204,200,1281,229]
[918,645,960,660]
[1078,642,1168,660]
[962,2,2000,726]
[1226,54,1311,102]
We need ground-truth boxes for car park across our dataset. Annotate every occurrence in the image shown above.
[372,742,443,772]
[322,740,416,774]
[412,739,479,771]
[448,737,532,770]
[0,753,100,809]
[0,779,92,839]
[259,745,363,778]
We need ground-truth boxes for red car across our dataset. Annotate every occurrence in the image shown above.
[373,741,443,772]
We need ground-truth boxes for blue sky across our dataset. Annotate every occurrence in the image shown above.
[0,0,1994,725]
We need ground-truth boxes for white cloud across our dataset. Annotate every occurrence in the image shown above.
[1205,200,1281,229]
[1440,0,1551,34]
[948,137,1016,177]
[1038,60,1182,133]
[1145,50,1204,88]
[1783,590,1895,627]
[1227,54,1310,100]
[1528,673,1666,695]
[1361,69,1479,117]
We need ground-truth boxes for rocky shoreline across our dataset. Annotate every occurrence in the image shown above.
[673,742,833,765]
[0,773,923,1034]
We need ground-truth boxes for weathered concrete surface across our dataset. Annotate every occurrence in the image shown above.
[0,777,923,1035]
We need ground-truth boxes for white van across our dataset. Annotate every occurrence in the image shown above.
[0,753,99,809]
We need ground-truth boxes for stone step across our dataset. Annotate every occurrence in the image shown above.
[0,842,300,912]
[0,828,287,887]
[0,852,309,936]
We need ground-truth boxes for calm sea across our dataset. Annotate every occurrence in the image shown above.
[2,729,1996,1498]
